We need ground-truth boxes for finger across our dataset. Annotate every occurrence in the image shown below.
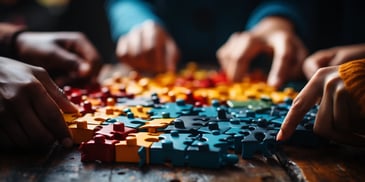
[222,33,265,81]
[332,80,352,133]
[62,33,102,79]
[67,33,100,64]
[216,32,240,75]
[33,67,78,114]
[303,50,335,79]
[9,91,55,147]
[315,78,365,146]
[267,38,294,88]
[2,116,31,149]
[116,36,129,60]
[277,69,325,141]
[28,80,73,148]
[165,39,179,73]
[49,46,81,72]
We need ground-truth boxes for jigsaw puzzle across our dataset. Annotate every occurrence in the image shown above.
[63,62,323,168]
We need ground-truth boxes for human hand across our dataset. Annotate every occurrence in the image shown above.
[0,57,78,150]
[277,66,365,146]
[217,17,307,88]
[116,20,180,74]
[303,44,365,79]
[15,32,102,86]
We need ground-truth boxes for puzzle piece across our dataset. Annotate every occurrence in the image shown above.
[79,135,119,162]
[115,132,161,165]
[95,122,137,140]
[164,115,211,134]
[241,124,278,159]
[186,133,238,168]
[68,121,100,144]
[103,112,147,128]
[124,105,152,119]
[150,131,196,166]
[149,99,194,118]
[139,117,174,133]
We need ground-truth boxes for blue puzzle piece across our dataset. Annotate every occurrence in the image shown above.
[117,97,154,107]
[150,131,196,166]
[164,115,211,134]
[186,133,238,168]
[103,112,147,129]
[241,125,279,159]
[149,99,194,118]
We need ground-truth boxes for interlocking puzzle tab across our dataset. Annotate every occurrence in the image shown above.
[66,63,323,169]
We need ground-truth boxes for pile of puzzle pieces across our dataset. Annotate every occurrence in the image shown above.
[63,63,323,168]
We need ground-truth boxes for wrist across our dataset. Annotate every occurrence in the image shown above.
[0,23,27,58]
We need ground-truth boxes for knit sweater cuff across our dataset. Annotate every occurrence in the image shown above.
[338,59,365,115]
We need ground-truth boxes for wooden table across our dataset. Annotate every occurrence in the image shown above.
[1,64,364,182]
[1,143,364,182]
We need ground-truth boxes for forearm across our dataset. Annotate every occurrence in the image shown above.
[106,0,162,42]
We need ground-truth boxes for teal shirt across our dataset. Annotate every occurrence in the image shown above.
[106,0,308,64]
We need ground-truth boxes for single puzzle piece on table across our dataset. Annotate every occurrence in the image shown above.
[148,99,194,118]
[95,122,137,140]
[149,131,196,167]
[186,133,238,168]
[164,115,211,134]
[103,112,147,129]
[115,132,161,165]
[79,135,119,162]
[139,117,174,133]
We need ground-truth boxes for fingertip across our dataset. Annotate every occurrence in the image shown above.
[267,76,281,89]
[78,62,91,77]
[276,130,285,141]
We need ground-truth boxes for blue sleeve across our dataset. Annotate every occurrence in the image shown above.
[246,1,313,45]
[106,0,163,42]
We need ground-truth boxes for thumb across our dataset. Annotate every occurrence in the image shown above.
[35,69,78,113]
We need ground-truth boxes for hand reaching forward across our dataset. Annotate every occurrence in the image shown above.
[0,57,78,150]
[303,44,365,79]
[277,66,365,146]
[217,17,307,88]
[116,20,180,74]
[15,32,102,86]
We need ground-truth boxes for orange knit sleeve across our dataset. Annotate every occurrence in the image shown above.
[338,59,365,115]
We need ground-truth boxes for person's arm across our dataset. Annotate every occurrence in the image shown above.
[277,59,365,146]
[246,1,313,45]
[0,56,77,150]
[217,1,312,88]
[106,0,163,42]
